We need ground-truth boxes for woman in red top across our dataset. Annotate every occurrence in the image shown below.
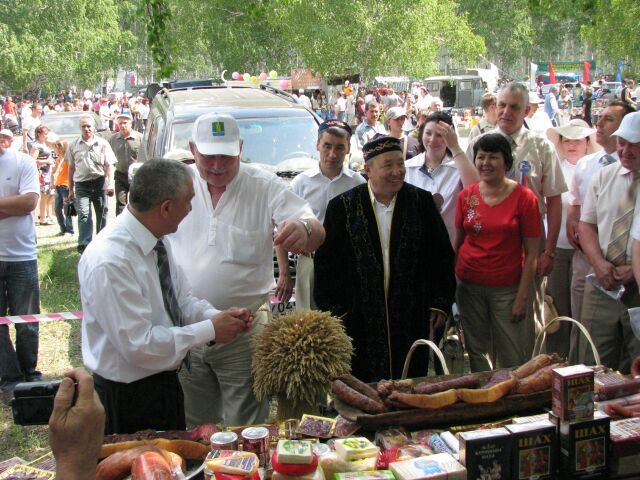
[454,133,542,372]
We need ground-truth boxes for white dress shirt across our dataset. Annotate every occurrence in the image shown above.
[169,164,315,311]
[568,150,618,206]
[404,152,461,244]
[291,164,365,223]
[557,159,577,250]
[581,162,637,257]
[368,183,396,291]
[79,208,218,383]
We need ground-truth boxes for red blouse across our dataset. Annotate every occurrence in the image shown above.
[455,182,541,287]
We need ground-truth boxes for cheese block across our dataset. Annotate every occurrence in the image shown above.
[277,439,314,464]
[334,470,395,480]
[334,438,379,461]
[273,469,324,480]
[390,453,466,480]
[206,451,259,476]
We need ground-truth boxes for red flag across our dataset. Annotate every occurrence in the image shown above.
[583,61,591,83]
[549,61,556,84]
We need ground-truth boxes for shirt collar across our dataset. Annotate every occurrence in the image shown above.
[80,135,98,146]
[367,181,397,210]
[121,207,160,256]
[498,125,527,145]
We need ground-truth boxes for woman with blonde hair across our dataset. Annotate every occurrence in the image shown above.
[50,138,74,235]
[557,87,573,126]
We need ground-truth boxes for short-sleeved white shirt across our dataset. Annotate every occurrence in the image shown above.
[169,164,315,310]
[0,150,39,261]
[404,153,461,244]
[66,135,117,182]
[581,162,636,258]
[568,150,618,206]
[290,164,365,224]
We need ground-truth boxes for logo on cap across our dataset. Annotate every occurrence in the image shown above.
[211,121,225,137]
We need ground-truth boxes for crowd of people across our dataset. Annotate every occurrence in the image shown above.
[1,79,640,477]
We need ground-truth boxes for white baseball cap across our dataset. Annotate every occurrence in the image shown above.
[191,113,240,156]
[528,92,543,105]
[612,111,640,143]
[0,129,14,138]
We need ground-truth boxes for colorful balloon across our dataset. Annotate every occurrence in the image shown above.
[269,70,278,80]
[250,75,258,84]
[232,72,240,80]
[279,79,289,89]
[345,80,350,86]
[244,73,251,82]
[238,74,244,81]
[259,72,268,81]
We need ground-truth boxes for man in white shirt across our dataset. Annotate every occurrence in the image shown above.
[579,111,640,372]
[169,113,325,427]
[0,129,41,391]
[21,102,42,153]
[278,120,365,310]
[66,115,117,253]
[525,92,553,136]
[79,159,253,434]
[297,89,312,109]
[565,101,634,362]
[355,101,387,149]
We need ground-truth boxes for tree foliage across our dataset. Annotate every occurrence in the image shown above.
[0,0,134,94]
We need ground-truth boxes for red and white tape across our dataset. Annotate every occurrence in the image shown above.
[0,311,83,325]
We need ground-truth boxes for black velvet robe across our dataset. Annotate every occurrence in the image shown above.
[314,182,456,382]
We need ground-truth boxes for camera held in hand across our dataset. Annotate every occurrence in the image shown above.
[11,380,63,426]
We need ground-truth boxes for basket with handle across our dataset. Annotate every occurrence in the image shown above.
[401,339,450,379]
[532,315,601,367]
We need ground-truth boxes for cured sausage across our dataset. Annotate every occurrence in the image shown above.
[331,379,388,414]
[131,451,174,480]
[605,402,640,418]
[336,374,383,402]
[515,362,566,394]
[457,377,517,404]
[389,389,458,410]
[377,379,414,399]
[512,354,562,379]
[96,445,156,480]
[414,374,481,394]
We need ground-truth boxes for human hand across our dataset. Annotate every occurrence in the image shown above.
[274,273,293,303]
[434,121,461,152]
[212,308,254,343]
[274,219,308,254]
[49,368,105,480]
[613,265,634,286]
[566,220,581,250]
[106,188,114,197]
[68,189,75,202]
[594,259,618,290]
[429,310,447,330]
[510,297,527,323]
[537,252,554,277]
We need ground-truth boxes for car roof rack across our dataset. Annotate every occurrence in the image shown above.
[259,84,298,103]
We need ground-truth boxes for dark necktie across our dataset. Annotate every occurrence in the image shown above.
[154,240,191,371]
[599,154,616,166]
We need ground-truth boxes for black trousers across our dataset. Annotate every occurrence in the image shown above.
[93,371,186,434]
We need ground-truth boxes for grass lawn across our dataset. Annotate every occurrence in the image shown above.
[1,222,83,460]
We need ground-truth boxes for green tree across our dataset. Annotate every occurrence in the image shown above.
[0,0,134,94]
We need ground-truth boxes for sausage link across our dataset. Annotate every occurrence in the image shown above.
[332,379,387,414]
[414,374,481,394]
[336,374,383,402]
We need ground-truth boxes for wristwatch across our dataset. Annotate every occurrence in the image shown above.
[298,218,312,238]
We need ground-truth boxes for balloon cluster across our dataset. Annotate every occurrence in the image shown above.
[230,70,281,85]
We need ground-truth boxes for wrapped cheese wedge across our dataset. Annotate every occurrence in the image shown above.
[205,450,259,476]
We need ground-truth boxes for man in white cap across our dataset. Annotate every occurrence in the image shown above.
[524,91,553,136]
[168,112,324,427]
[297,89,311,109]
[0,129,41,391]
[579,111,640,372]
[565,101,634,362]
[109,112,143,215]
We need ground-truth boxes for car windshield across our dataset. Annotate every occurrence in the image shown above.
[42,114,103,136]
[171,117,319,167]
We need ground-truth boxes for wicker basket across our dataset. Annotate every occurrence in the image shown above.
[532,315,601,366]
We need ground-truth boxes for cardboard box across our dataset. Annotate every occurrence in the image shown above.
[389,453,466,480]
[558,411,609,479]
[459,427,510,480]
[609,417,640,477]
[506,420,557,480]
[552,365,594,423]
